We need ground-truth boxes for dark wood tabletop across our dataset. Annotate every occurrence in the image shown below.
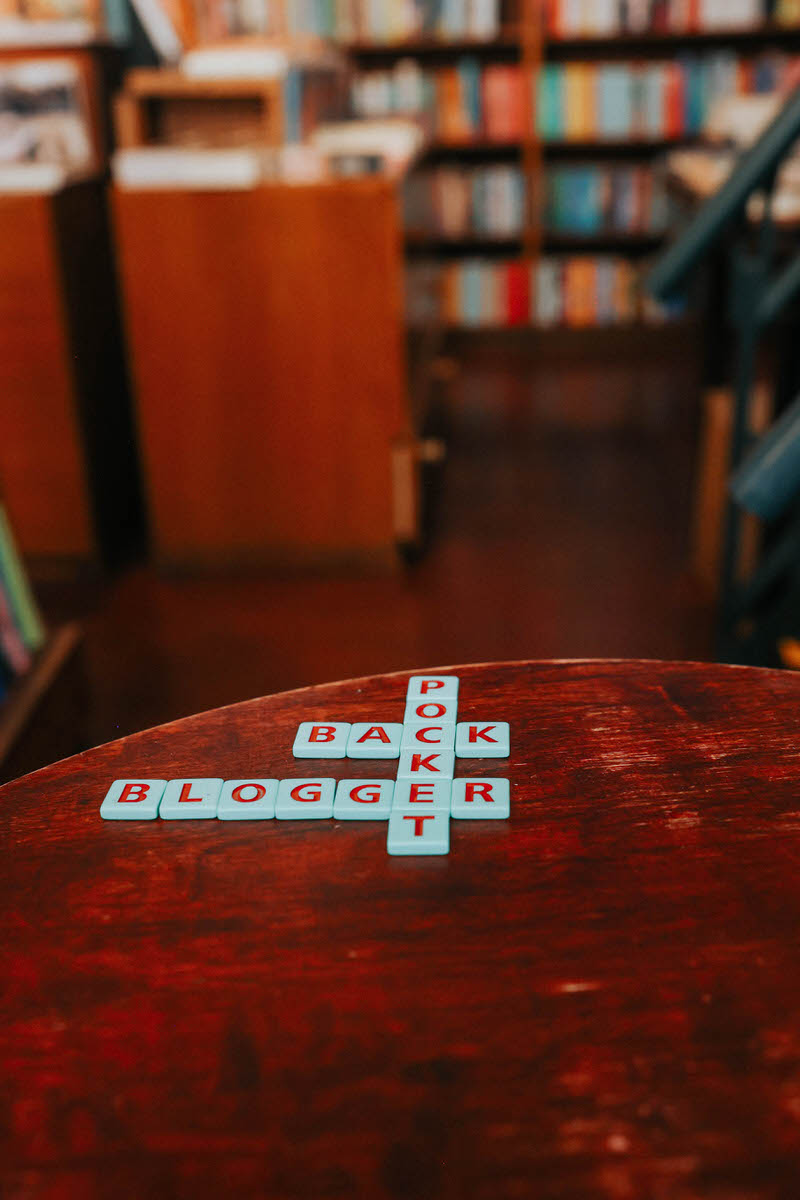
[4,658,800,1198]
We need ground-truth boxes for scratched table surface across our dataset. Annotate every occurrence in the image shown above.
[5,659,800,1199]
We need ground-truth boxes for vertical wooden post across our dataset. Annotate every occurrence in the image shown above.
[521,0,544,266]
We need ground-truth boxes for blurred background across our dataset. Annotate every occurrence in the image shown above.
[2,0,800,778]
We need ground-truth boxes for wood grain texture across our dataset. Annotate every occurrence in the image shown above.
[3,658,800,1198]
[112,181,411,566]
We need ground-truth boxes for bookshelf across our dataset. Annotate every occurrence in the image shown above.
[344,1,800,331]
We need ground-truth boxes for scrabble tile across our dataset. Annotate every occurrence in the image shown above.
[455,721,510,758]
[451,778,510,819]
[404,697,458,724]
[396,748,455,780]
[401,722,455,750]
[159,778,223,820]
[217,779,278,820]
[100,779,166,820]
[276,778,335,818]
[293,722,351,759]
[392,779,451,811]
[406,675,459,701]
[387,809,449,856]
[334,779,394,819]
[346,723,403,759]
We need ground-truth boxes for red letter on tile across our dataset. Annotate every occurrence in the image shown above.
[356,726,391,744]
[232,783,267,803]
[403,814,434,837]
[465,782,494,802]
[419,680,445,694]
[469,725,498,743]
[291,783,322,802]
[177,783,205,803]
[411,753,441,773]
[309,725,336,743]
[415,727,444,743]
[409,783,435,803]
[118,783,150,803]
[415,702,447,719]
[350,784,381,804]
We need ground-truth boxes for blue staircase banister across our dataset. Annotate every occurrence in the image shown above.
[648,84,800,302]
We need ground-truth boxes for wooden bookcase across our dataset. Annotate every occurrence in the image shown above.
[345,8,800,330]
[112,171,432,568]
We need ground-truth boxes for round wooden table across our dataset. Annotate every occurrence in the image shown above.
[4,659,800,1197]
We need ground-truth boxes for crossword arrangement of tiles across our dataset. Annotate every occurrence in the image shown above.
[100,675,510,856]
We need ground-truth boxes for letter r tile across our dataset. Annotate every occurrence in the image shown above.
[293,722,351,758]
[100,779,167,820]
[451,778,510,819]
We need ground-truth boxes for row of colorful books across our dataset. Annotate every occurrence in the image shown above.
[537,53,798,140]
[546,0,800,38]
[403,163,671,237]
[351,51,798,143]
[285,0,503,41]
[404,165,525,236]
[406,255,686,327]
[0,503,46,699]
[545,163,671,233]
[351,59,524,141]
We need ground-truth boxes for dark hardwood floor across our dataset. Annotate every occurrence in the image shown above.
[42,342,714,749]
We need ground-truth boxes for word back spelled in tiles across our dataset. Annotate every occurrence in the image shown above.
[100,673,511,857]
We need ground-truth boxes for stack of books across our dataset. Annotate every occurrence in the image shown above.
[406,255,686,326]
[0,503,46,703]
[537,52,796,141]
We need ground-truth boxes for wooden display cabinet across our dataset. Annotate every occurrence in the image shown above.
[0,178,143,568]
[112,173,432,568]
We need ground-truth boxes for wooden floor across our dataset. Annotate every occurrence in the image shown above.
[43,342,713,749]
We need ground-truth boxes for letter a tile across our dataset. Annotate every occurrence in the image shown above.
[100,779,167,820]
[346,723,403,759]
[387,810,449,855]
[293,722,350,759]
